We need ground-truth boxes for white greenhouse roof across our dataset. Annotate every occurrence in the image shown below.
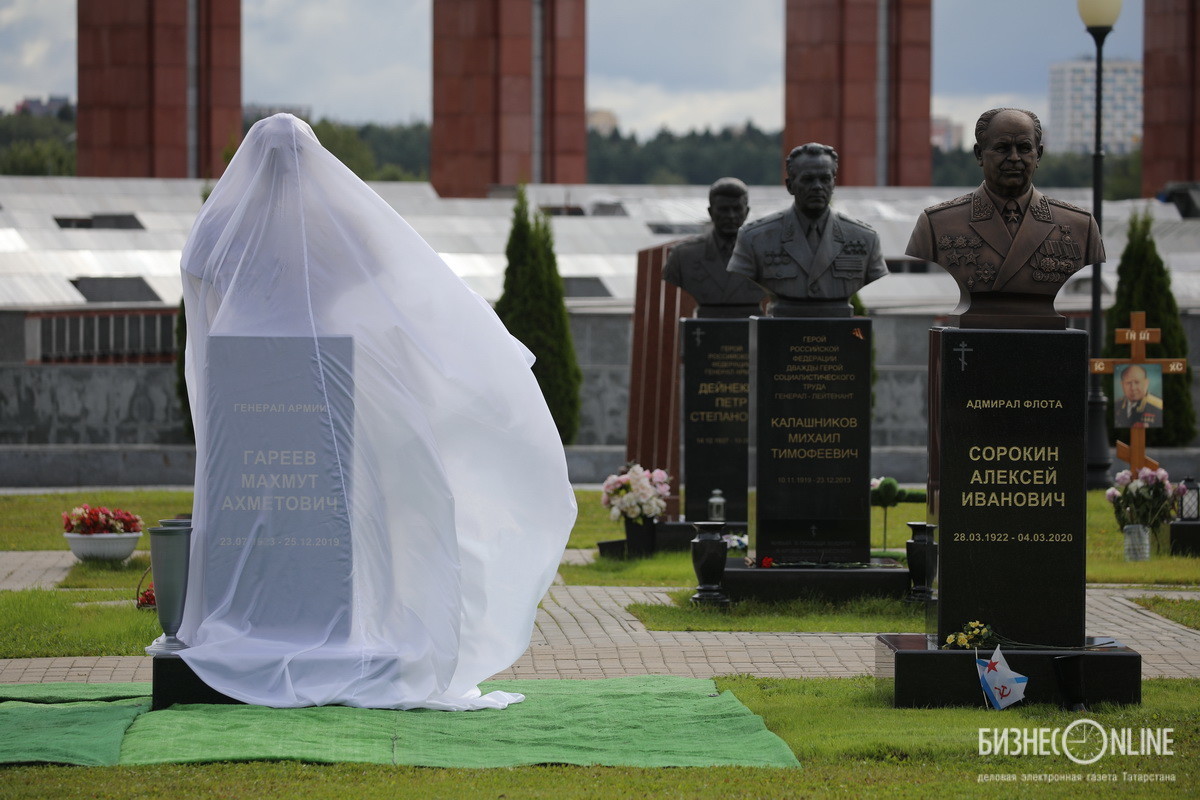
[0,176,1197,312]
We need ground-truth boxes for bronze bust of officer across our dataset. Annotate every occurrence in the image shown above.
[662,177,765,318]
[906,108,1105,329]
[727,142,888,317]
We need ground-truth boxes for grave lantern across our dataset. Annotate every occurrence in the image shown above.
[1179,477,1199,521]
[708,489,726,522]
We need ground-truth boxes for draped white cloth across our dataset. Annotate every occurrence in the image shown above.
[175,114,576,709]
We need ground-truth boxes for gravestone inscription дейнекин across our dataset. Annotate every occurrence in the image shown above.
[680,318,750,522]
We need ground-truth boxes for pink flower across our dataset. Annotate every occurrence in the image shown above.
[1138,466,1157,484]
[1156,468,1170,484]
[1105,487,1120,503]
[1113,470,1132,487]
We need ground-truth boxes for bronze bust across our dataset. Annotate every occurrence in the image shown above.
[727,143,887,317]
[906,107,1105,329]
[662,177,765,317]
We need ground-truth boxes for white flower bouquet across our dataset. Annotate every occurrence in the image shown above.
[601,463,671,524]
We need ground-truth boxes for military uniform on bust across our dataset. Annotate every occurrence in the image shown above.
[907,185,1103,325]
[663,176,765,318]
[728,205,887,316]
[906,107,1105,329]
[727,142,887,317]
[662,229,765,318]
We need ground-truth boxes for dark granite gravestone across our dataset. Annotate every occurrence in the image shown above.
[750,317,873,563]
[876,326,1140,709]
[928,328,1087,648]
[680,318,750,522]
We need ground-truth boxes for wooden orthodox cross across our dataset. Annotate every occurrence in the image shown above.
[1089,311,1188,472]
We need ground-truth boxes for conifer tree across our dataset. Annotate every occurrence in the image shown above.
[495,187,582,443]
[1101,211,1195,446]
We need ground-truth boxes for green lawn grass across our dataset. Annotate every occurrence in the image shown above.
[0,588,161,658]
[1,677,1195,798]
[59,555,151,590]
[7,488,1197,586]
[0,490,193,551]
[573,489,1200,587]
[629,589,925,633]
[1132,595,1200,630]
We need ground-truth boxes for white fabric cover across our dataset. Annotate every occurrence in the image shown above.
[176,113,576,709]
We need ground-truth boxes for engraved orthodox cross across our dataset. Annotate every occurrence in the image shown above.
[1089,311,1188,472]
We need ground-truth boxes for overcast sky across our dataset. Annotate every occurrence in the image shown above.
[0,0,1145,147]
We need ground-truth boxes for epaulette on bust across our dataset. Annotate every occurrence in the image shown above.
[741,209,786,231]
[925,194,971,213]
[836,211,877,232]
[1047,197,1089,214]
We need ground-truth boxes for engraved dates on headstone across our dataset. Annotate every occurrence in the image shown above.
[930,328,1087,648]
[201,335,354,640]
[750,317,873,563]
[681,319,750,522]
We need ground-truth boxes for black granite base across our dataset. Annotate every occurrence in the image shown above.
[152,654,242,710]
[596,522,748,559]
[875,633,1141,708]
[721,558,909,602]
[1171,520,1200,557]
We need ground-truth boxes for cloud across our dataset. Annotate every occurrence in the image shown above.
[587,0,783,93]
[0,0,75,110]
[933,92,1048,147]
[589,77,781,140]
[243,0,431,123]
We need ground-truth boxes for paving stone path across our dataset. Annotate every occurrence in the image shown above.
[2,550,1199,684]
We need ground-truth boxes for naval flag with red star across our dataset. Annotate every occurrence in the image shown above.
[976,647,1028,709]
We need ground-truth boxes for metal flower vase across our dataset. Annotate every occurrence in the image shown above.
[145,521,192,654]
[690,522,730,606]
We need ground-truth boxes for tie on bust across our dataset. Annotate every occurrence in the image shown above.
[1002,200,1022,238]
[806,223,821,252]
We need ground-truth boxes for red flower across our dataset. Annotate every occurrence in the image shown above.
[137,582,156,608]
[760,556,774,568]
[62,504,144,534]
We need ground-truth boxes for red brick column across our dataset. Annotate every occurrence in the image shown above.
[432,0,586,198]
[784,0,930,187]
[1142,0,1200,197]
[77,0,240,178]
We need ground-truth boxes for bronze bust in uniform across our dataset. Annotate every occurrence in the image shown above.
[727,143,888,317]
[906,108,1105,329]
[662,177,765,318]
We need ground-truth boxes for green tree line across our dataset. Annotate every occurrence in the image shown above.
[932,146,1142,199]
[0,113,75,175]
[0,112,1146,197]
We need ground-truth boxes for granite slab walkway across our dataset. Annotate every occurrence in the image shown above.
[2,550,1199,684]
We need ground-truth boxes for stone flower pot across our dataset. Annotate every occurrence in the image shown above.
[63,532,142,562]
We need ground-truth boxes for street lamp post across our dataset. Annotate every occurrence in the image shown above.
[1078,0,1123,489]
